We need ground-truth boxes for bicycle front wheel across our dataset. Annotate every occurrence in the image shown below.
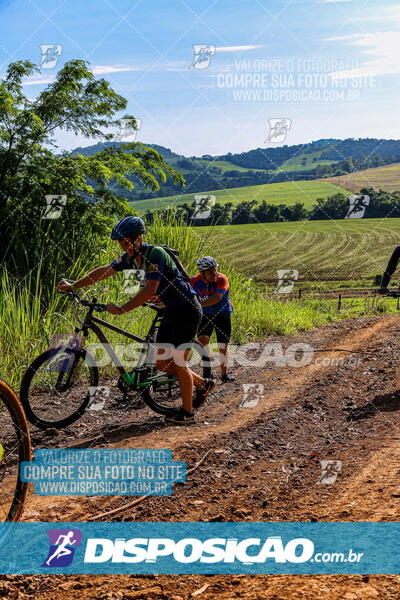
[0,379,31,523]
[20,345,98,430]
[142,341,212,416]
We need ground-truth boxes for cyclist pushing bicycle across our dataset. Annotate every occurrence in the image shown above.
[190,256,235,383]
[378,244,400,294]
[56,216,215,425]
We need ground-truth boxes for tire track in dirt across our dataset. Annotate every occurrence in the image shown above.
[78,316,396,452]
[326,438,400,521]
[15,315,400,600]
[23,316,396,523]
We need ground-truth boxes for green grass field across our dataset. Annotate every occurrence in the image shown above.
[321,162,400,194]
[132,180,346,214]
[199,145,337,174]
[200,218,400,283]
[4,212,400,386]
[277,148,335,172]
[197,159,266,173]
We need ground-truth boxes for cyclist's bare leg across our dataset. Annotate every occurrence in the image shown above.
[171,349,196,413]
[155,357,174,374]
[155,345,204,388]
[153,346,176,377]
[218,342,229,376]
[198,334,210,350]
[154,350,195,411]
[155,357,204,388]
[199,335,229,376]
[198,334,213,378]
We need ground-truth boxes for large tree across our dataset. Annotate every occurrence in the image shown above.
[0,59,184,281]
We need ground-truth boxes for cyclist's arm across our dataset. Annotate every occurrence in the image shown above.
[57,265,116,292]
[107,280,160,314]
[200,293,223,307]
[108,247,165,314]
[122,245,164,310]
[201,274,228,307]
[120,280,159,313]
[75,265,117,289]
[381,245,400,288]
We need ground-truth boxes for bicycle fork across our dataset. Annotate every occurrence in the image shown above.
[55,325,89,392]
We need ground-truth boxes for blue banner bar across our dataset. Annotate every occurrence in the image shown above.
[1,522,400,574]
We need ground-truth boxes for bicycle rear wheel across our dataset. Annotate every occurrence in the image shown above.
[0,379,31,523]
[142,341,212,415]
[20,345,98,430]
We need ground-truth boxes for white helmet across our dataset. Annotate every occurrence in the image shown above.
[196,256,219,271]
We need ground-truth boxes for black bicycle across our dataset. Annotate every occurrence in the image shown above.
[20,292,211,430]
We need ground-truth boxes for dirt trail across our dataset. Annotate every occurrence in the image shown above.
[326,437,400,521]
[6,314,400,599]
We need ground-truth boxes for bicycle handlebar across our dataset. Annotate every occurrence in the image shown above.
[59,291,164,313]
[143,301,166,311]
[383,289,400,298]
[59,290,107,312]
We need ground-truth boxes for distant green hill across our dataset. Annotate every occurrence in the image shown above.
[131,179,347,214]
[197,159,266,173]
[69,138,400,204]
[277,147,336,172]
[217,138,400,171]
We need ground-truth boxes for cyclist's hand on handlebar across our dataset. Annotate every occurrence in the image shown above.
[106,303,124,315]
[56,279,74,293]
[152,300,166,309]
[377,287,388,295]
[147,295,165,309]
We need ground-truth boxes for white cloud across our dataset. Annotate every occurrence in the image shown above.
[328,30,400,78]
[90,65,141,74]
[21,64,141,85]
[216,45,264,52]
[22,76,55,86]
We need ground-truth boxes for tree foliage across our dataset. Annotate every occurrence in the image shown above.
[0,59,184,284]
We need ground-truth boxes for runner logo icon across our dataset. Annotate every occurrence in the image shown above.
[266,119,291,143]
[276,269,299,294]
[345,195,370,219]
[42,529,82,567]
[189,45,216,69]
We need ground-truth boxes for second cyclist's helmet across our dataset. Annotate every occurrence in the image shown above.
[111,217,146,240]
[196,256,219,271]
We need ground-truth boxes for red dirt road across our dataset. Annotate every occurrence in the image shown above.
[4,315,400,598]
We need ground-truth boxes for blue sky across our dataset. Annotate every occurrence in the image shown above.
[1,0,399,155]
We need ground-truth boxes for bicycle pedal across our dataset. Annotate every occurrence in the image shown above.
[117,376,131,395]
[136,366,151,384]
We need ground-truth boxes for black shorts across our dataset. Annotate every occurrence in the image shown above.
[156,297,203,348]
[198,310,232,344]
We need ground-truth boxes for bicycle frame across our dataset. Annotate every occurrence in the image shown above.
[70,305,176,389]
